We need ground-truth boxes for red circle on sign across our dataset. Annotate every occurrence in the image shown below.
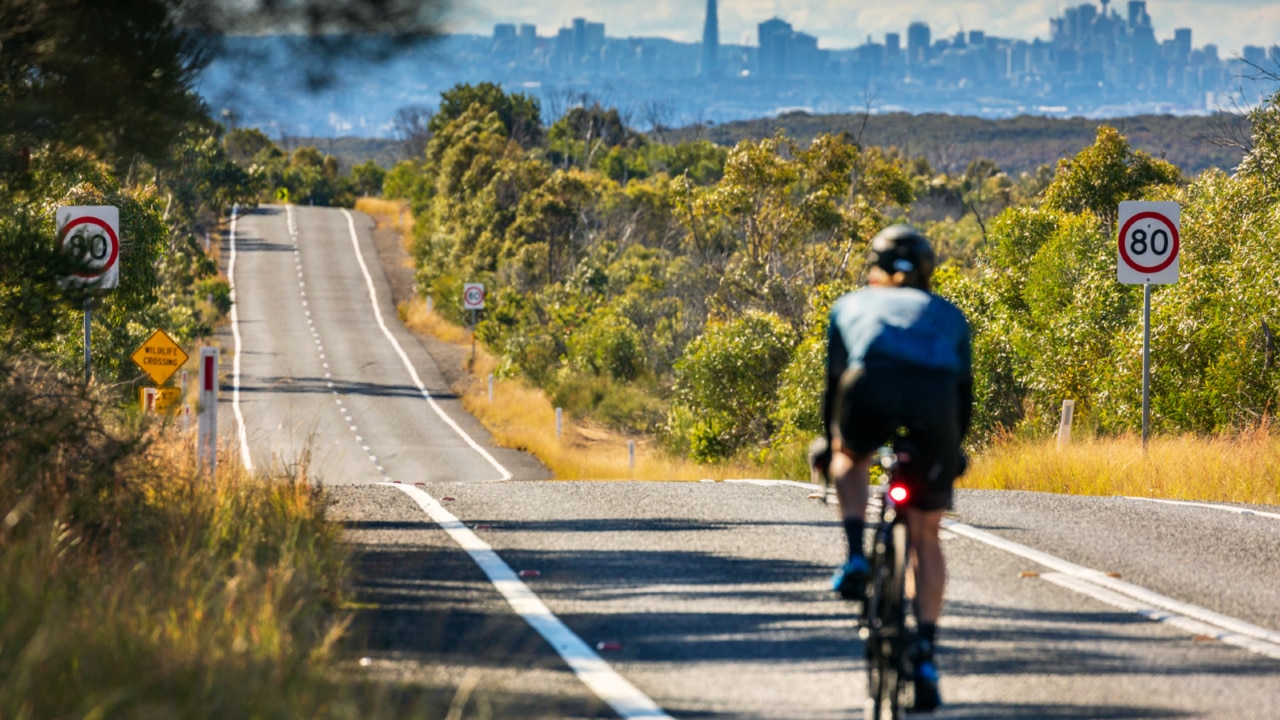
[58,216,120,279]
[1118,211,1179,274]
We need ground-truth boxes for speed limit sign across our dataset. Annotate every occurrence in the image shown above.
[463,283,485,310]
[57,206,120,290]
[1118,201,1179,285]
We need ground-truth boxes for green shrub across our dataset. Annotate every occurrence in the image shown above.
[565,307,646,381]
[669,310,796,461]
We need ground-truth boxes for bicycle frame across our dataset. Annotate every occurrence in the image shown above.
[860,449,917,720]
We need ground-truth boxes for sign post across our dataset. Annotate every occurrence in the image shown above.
[1117,201,1180,449]
[463,283,485,363]
[198,347,218,479]
[57,206,120,384]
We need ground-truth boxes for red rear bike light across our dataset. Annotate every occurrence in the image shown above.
[887,483,910,505]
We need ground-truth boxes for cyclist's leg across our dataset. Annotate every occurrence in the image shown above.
[832,435,871,528]
[904,507,946,624]
[905,505,946,712]
[830,434,874,598]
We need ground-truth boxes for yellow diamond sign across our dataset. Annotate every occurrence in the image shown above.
[130,329,188,385]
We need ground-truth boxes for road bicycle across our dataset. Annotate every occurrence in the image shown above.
[860,444,919,720]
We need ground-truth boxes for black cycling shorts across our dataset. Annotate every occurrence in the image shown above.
[835,365,963,512]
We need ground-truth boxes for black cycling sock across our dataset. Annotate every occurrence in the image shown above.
[917,622,937,660]
[843,518,865,559]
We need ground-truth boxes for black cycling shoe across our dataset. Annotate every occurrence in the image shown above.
[908,659,941,712]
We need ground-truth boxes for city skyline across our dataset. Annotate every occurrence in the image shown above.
[451,0,1279,56]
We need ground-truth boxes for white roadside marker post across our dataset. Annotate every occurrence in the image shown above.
[198,347,218,479]
[1057,399,1075,450]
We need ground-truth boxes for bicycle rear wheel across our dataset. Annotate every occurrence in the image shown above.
[865,521,910,720]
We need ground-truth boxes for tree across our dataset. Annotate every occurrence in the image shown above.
[350,160,386,197]
[392,104,434,160]
[671,132,913,324]
[548,103,641,169]
[225,128,278,166]
[669,311,797,462]
[0,0,207,181]
[1042,125,1181,228]
[429,82,543,148]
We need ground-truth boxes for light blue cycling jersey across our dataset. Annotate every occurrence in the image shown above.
[827,286,971,376]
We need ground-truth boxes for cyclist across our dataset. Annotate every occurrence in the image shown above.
[812,224,973,713]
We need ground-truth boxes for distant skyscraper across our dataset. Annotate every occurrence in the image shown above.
[573,17,587,58]
[907,22,931,65]
[758,18,792,77]
[701,0,719,78]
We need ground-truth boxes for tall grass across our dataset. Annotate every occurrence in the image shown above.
[355,197,414,250]
[965,430,1280,505]
[0,356,374,718]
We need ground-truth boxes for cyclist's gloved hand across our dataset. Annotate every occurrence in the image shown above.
[957,450,969,477]
[809,437,832,475]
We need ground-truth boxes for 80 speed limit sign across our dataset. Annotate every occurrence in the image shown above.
[1118,201,1179,285]
[463,283,485,310]
[57,206,120,290]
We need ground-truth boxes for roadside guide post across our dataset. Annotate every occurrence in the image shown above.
[57,206,120,384]
[198,347,218,479]
[463,283,485,364]
[1117,201,1180,449]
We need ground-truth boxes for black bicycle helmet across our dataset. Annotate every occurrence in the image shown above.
[868,224,936,290]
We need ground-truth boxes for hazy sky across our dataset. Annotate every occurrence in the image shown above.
[449,1,1279,55]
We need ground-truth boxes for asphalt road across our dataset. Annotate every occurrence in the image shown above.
[222,205,1280,719]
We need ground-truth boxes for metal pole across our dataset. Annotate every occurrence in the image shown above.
[83,297,91,385]
[470,308,477,364]
[1142,283,1152,449]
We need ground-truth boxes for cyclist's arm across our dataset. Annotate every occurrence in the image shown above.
[823,314,850,444]
[957,320,974,440]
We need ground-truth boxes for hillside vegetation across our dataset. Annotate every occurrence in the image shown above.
[680,111,1249,178]
[383,80,1280,482]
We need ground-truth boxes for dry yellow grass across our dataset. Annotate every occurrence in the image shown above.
[355,197,414,252]
[965,430,1280,505]
[399,296,765,481]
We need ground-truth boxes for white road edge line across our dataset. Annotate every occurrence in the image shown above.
[339,209,513,481]
[719,481,1280,657]
[940,518,1280,657]
[228,204,254,472]
[392,483,674,719]
[1040,572,1280,660]
[1125,496,1280,521]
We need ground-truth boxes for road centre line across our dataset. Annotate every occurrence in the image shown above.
[1125,496,1280,521]
[339,209,512,481]
[228,205,254,472]
[939,518,1280,658]
[393,483,673,719]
